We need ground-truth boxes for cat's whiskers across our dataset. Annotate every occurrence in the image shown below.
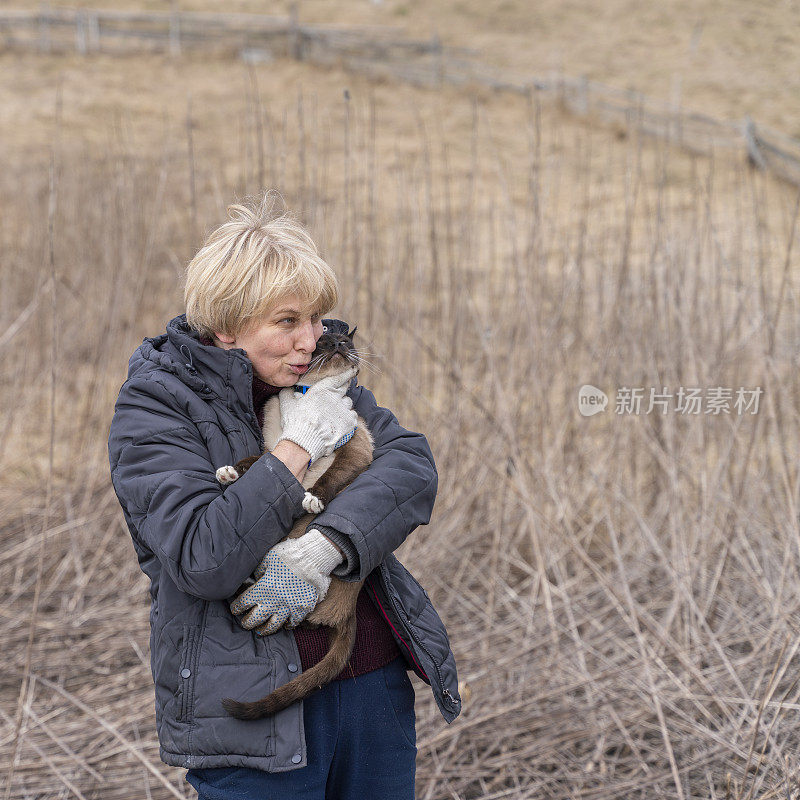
[350,354,381,378]
[307,359,326,378]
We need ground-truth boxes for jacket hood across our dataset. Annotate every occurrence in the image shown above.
[130,314,234,400]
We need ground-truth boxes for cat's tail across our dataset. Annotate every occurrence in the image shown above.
[221,616,358,720]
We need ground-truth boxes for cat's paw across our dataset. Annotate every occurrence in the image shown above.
[302,492,325,513]
[216,465,240,485]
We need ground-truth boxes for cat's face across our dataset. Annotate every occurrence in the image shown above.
[298,326,359,385]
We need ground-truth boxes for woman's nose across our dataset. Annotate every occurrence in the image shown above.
[295,320,318,353]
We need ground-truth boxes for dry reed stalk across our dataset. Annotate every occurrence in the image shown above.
[3,151,59,800]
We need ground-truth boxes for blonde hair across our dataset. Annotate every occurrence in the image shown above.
[184,191,339,338]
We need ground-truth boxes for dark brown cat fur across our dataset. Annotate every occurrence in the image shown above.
[216,327,374,720]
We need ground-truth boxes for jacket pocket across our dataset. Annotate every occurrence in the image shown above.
[177,624,201,724]
[380,658,417,751]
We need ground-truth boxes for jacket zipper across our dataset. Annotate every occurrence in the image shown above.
[232,356,265,450]
[374,564,459,711]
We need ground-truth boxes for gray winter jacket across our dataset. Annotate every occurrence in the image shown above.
[107,314,460,772]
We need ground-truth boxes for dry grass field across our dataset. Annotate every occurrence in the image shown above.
[3,3,800,799]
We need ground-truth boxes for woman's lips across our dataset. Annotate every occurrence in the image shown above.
[289,363,309,375]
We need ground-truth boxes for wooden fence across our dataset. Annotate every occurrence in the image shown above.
[0,7,468,61]
[2,7,799,189]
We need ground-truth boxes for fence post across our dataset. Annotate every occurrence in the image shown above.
[75,9,86,55]
[577,74,589,116]
[670,74,683,146]
[743,117,767,171]
[88,11,100,52]
[170,1,181,57]
[431,33,443,87]
[289,3,302,60]
[625,87,642,136]
[555,67,566,109]
[38,4,51,53]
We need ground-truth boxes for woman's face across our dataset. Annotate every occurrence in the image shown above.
[214,293,325,386]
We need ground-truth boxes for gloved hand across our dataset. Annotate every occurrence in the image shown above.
[277,368,358,464]
[230,530,344,635]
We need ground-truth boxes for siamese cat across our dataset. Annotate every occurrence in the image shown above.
[214,326,374,720]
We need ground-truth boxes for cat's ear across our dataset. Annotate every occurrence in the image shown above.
[347,325,357,340]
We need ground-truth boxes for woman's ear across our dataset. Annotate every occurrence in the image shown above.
[213,331,236,346]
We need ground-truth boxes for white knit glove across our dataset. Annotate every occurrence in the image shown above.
[277,368,358,464]
[230,531,343,635]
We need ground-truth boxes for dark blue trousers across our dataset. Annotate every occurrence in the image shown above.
[186,657,417,800]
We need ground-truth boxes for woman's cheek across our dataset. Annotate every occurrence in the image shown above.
[266,332,291,355]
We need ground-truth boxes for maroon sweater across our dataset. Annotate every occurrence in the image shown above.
[250,376,400,679]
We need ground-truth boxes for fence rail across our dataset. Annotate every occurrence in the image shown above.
[2,7,799,188]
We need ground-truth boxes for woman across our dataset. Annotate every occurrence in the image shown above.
[107,192,460,800]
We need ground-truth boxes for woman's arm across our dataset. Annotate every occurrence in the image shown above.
[109,378,306,600]
[272,438,311,482]
[307,382,438,581]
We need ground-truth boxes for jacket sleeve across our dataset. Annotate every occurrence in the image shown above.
[306,382,438,581]
[108,378,306,601]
